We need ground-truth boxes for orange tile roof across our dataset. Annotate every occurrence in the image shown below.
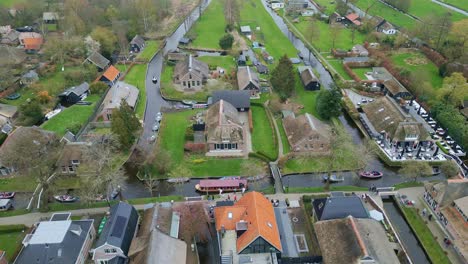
[23,37,43,50]
[214,191,282,253]
[346,13,359,21]
[102,65,120,81]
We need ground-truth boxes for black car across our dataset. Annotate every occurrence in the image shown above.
[16,26,34,32]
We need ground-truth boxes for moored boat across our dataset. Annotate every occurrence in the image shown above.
[0,192,15,199]
[195,179,247,193]
[167,177,190,183]
[360,171,383,179]
[54,195,78,203]
[322,174,344,182]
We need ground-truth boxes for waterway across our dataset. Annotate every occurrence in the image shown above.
[383,198,430,264]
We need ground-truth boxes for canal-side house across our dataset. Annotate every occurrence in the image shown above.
[214,191,282,263]
[314,217,401,264]
[344,13,361,26]
[297,66,320,91]
[205,100,246,156]
[86,51,110,71]
[129,35,145,53]
[237,66,260,98]
[360,96,431,151]
[97,81,139,121]
[212,90,251,112]
[57,142,90,175]
[369,67,412,99]
[173,55,209,91]
[424,179,468,262]
[92,202,139,264]
[283,113,331,153]
[98,65,121,87]
[58,82,90,105]
[14,215,95,264]
[312,193,369,221]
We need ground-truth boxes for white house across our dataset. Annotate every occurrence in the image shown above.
[271,0,284,9]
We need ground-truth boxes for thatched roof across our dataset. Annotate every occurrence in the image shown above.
[237,66,260,91]
[205,100,243,143]
[315,217,400,264]
[424,180,468,208]
[283,113,330,147]
[174,55,209,79]
[57,143,90,167]
[383,79,410,98]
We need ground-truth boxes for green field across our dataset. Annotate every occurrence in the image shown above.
[0,229,26,261]
[276,118,291,154]
[0,0,25,7]
[251,105,277,160]
[197,55,237,72]
[353,67,372,79]
[391,51,443,89]
[41,94,101,137]
[440,0,468,11]
[239,0,299,60]
[157,110,263,177]
[408,0,465,22]
[122,64,147,118]
[400,206,451,264]
[294,18,367,52]
[137,40,163,61]
[354,0,417,29]
[313,0,337,15]
[189,0,227,49]
[327,59,352,80]
[293,75,321,117]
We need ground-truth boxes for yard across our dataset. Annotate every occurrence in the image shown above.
[293,75,321,117]
[137,40,163,62]
[390,51,443,89]
[352,67,373,79]
[0,174,81,192]
[121,64,147,118]
[312,0,337,15]
[251,105,277,160]
[197,55,237,73]
[276,118,291,154]
[400,206,451,264]
[354,0,417,29]
[326,59,353,80]
[157,110,263,177]
[41,94,100,137]
[0,225,27,262]
[407,0,465,22]
[188,0,227,49]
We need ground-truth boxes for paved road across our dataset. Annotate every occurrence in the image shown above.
[431,0,467,16]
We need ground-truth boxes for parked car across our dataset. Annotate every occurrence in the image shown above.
[149,134,157,142]
[152,123,159,131]
[155,112,162,122]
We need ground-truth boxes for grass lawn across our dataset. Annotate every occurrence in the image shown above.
[0,174,82,192]
[354,0,417,29]
[121,64,147,118]
[41,94,101,137]
[189,0,227,49]
[400,206,451,264]
[251,105,277,160]
[197,55,237,72]
[393,181,424,190]
[327,59,352,80]
[313,0,336,15]
[293,18,367,52]
[0,230,26,261]
[276,118,291,154]
[137,40,163,61]
[352,67,372,79]
[157,110,263,177]
[115,64,129,73]
[239,0,299,60]
[293,75,321,117]
[0,0,25,7]
[441,0,468,10]
[408,0,465,22]
[391,51,443,89]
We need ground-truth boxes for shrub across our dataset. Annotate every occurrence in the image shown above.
[66,122,82,135]
[37,90,52,104]
[89,82,108,95]
[248,152,270,162]
[0,224,26,234]
[219,34,234,50]
[184,142,206,153]
[185,126,194,141]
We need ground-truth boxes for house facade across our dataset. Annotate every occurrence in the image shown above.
[237,66,260,97]
[283,113,330,153]
[298,66,320,90]
[93,202,139,264]
[98,81,139,121]
[99,65,121,87]
[173,55,209,90]
[205,100,246,155]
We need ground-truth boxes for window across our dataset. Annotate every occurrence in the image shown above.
[192,81,195,86]
[71,160,80,165]
[320,144,324,148]
[197,81,200,86]
[104,249,110,253]
[189,74,192,79]
[99,261,109,264]
[183,81,186,86]
[68,166,74,172]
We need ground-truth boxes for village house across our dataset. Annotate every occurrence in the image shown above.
[375,19,397,35]
[19,32,43,53]
[212,90,251,112]
[0,103,17,128]
[240,25,252,36]
[14,213,95,264]
[92,202,139,264]
[345,13,361,26]
[173,55,209,90]
[315,216,401,264]
[205,100,246,155]
[43,12,59,24]
[86,51,110,71]
[351,44,369,57]
[237,53,247,66]
[214,192,282,263]
[237,66,260,97]
[369,67,412,99]
[20,70,39,86]
[58,82,90,105]
[283,113,330,153]
[57,142,90,175]
[360,96,431,150]
[424,180,468,262]
[99,65,121,87]
[286,0,308,12]
[98,81,139,121]
[129,35,145,53]
[270,0,285,9]
[297,66,320,90]
[256,63,269,74]
[128,204,187,264]
[312,193,369,221]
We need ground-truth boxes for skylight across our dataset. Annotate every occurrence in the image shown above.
[228,212,233,219]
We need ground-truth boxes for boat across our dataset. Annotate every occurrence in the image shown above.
[182,100,197,106]
[0,192,15,199]
[45,108,62,120]
[432,167,441,175]
[111,188,121,200]
[167,177,190,183]
[360,171,383,179]
[54,195,78,203]
[322,174,344,182]
[195,179,248,193]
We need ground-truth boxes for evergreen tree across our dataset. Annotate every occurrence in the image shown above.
[316,86,342,120]
[270,55,295,101]
[111,99,141,148]
[219,33,234,50]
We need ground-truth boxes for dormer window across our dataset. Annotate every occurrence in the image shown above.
[71,160,80,165]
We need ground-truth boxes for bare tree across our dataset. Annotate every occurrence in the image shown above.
[174,202,210,243]
[440,160,460,178]
[330,24,342,49]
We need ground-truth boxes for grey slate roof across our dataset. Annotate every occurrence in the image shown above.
[96,202,139,256]
[212,90,250,109]
[343,57,370,63]
[86,51,110,70]
[312,195,369,220]
[102,81,139,109]
[130,35,145,49]
[59,82,89,97]
[14,220,94,264]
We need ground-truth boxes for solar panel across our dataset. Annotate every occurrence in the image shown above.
[111,216,126,238]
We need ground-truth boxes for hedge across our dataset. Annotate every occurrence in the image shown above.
[0,224,26,234]
[248,152,271,162]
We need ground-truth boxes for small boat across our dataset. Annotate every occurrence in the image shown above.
[432,167,441,175]
[182,100,197,106]
[167,177,190,183]
[322,174,344,182]
[195,179,247,193]
[45,108,62,120]
[360,171,383,179]
[111,189,121,200]
[54,195,78,203]
[0,192,15,199]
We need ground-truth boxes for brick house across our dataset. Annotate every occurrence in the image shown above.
[283,113,331,153]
